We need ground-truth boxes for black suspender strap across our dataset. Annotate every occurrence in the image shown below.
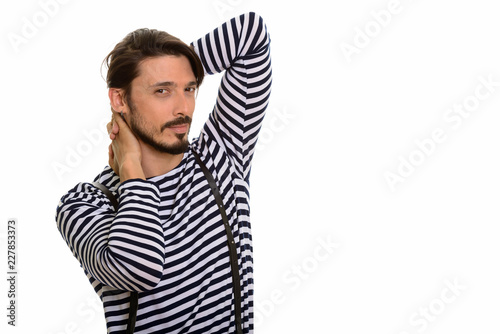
[92,149,243,334]
[93,182,118,210]
[125,292,139,334]
[92,182,139,334]
[191,150,243,334]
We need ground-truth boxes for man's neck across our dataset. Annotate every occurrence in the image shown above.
[140,143,185,179]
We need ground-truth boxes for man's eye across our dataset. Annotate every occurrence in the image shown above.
[186,87,196,93]
[157,89,167,94]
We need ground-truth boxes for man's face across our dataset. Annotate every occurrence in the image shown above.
[126,55,197,155]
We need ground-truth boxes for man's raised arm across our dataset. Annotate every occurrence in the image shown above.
[192,12,272,180]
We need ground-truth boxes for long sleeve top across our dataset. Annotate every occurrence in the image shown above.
[56,12,272,334]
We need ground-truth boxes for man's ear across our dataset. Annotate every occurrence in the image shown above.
[108,88,127,113]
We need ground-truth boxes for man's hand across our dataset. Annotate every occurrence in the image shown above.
[107,113,146,182]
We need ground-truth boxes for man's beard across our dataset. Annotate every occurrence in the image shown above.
[127,99,191,155]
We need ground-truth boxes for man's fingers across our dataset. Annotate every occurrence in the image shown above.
[106,122,113,138]
[113,120,120,133]
[107,112,116,132]
[107,113,122,140]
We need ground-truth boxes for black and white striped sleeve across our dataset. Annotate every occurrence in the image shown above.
[56,179,165,292]
[192,12,272,180]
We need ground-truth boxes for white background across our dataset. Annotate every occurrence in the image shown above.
[1,0,499,333]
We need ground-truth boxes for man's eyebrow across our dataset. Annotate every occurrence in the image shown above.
[150,81,176,88]
[149,81,198,88]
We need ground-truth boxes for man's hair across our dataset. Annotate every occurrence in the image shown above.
[102,28,205,99]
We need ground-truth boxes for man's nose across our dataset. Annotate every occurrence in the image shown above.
[173,90,189,116]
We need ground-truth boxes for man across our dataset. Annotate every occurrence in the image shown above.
[56,12,272,333]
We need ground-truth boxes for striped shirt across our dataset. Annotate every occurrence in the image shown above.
[56,12,272,333]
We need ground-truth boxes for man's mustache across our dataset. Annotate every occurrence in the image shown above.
[161,116,192,132]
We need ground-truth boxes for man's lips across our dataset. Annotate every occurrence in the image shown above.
[161,116,192,134]
[166,124,189,134]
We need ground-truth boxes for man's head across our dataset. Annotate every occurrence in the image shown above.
[104,28,205,155]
